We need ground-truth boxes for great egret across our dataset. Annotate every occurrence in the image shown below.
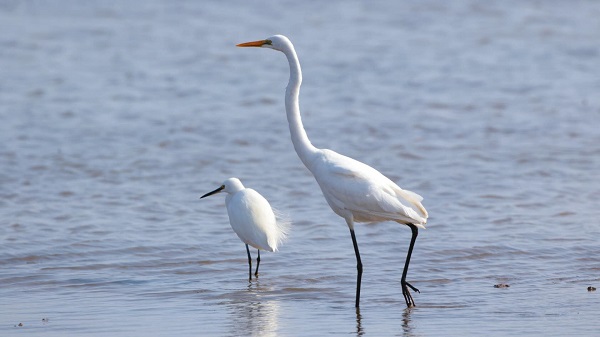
[237,35,428,307]
[201,178,289,281]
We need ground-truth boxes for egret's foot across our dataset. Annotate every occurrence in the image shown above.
[406,281,420,293]
[401,280,416,307]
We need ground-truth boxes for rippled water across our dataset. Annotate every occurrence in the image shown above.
[1,1,599,336]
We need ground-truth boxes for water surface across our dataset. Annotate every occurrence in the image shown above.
[1,1,599,336]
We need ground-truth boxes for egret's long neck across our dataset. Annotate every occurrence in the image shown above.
[283,46,318,169]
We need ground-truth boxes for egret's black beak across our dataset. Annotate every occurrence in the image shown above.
[200,185,225,199]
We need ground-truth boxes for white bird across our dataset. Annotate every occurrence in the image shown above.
[201,178,289,281]
[237,35,428,307]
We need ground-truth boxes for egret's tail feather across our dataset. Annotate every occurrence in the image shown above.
[271,208,291,251]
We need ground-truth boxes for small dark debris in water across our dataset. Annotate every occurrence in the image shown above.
[494,283,510,288]
[588,286,596,292]
[15,322,23,327]
[42,318,49,323]
[59,191,75,197]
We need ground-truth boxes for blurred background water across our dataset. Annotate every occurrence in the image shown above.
[1,0,599,336]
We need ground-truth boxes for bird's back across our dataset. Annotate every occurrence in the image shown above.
[309,149,428,227]
[226,189,286,251]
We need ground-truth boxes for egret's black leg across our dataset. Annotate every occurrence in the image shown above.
[401,224,419,307]
[255,250,261,277]
[245,244,252,282]
[350,229,363,308]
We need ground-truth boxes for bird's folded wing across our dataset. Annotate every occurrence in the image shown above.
[227,191,275,251]
[319,157,427,225]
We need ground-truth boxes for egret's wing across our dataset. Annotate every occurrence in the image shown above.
[315,150,427,225]
[227,190,276,251]
[389,185,428,219]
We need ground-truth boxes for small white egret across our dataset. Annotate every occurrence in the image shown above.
[237,35,428,307]
[201,178,289,281]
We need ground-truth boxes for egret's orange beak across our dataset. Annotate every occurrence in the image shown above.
[236,39,268,47]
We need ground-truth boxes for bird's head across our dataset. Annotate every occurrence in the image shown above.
[237,35,292,52]
[200,178,245,198]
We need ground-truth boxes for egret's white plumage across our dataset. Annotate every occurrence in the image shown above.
[201,178,289,280]
[237,35,428,307]
[311,148,428,227]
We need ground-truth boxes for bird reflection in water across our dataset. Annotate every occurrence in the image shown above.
[226,282,281,337]
[355,308,364,336]
[401,307,414,336]
[355,306,414,337]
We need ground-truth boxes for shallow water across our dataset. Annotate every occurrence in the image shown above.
[1,0,599,336]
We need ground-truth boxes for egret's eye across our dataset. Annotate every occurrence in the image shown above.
[265,39,272,45]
